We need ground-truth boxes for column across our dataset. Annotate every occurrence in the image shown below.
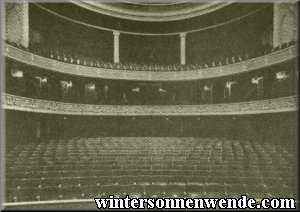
[180,33,186,65]
[273,3,297,48]
[113,31,120,63]
[5,2,29,48]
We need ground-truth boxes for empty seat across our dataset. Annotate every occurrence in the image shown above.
[94,176,114,185]
[187,176,206,185]
[185,184,205,197]
[144,184,166,197]
[165,184,186,198]
[244,177,264,186]
[263,177,284,187]
[80,185,97,199]
[39,187,61,201]
[5,138,297,203]
[59,185,83,200]
[206,176,225,185]
[101,184,124,198]
[225,184,246,198]
[268,185,295,198]
[5,189,18,203]
[113,176,135,186]
[20,187,42,202]
[205,184,226,198]
[225,176,245,185]
[123,184,144,197]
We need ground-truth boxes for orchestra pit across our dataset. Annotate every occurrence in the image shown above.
[2,1,299,210]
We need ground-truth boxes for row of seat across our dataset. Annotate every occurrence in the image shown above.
[7,139,295,169]
[7,175,295,188]
[7,40,296,72]
[5,137,296,203]
[6,183,295,202]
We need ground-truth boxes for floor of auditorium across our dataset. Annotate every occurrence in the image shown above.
[4,137,298,209]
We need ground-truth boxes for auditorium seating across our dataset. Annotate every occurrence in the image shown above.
[6,40,295,72]
[5,137,296,202]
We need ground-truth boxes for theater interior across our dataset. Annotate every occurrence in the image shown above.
[2,1,299,209]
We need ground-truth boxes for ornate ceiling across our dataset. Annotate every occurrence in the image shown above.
[71,1,232,22]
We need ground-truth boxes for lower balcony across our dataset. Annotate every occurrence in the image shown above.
[2,93,297,116]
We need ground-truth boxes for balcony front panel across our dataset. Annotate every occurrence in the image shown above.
[2,93,297,116]
[5,44,297,82]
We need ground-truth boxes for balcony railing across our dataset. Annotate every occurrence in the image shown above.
[2,93,297,116]
[4,44,297,81]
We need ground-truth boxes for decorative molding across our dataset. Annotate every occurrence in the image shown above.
[5,44,297,82]
[71,2,232,22]
[2,93,297,116]
[33,3,268,36]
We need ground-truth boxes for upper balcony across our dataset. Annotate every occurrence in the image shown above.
[4,42,297,81]
[9,3,281,67]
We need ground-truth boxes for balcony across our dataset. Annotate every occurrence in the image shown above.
[4,44,297,81]
[2,93,297,116]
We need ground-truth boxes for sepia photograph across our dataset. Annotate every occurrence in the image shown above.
[1,0,299,210]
